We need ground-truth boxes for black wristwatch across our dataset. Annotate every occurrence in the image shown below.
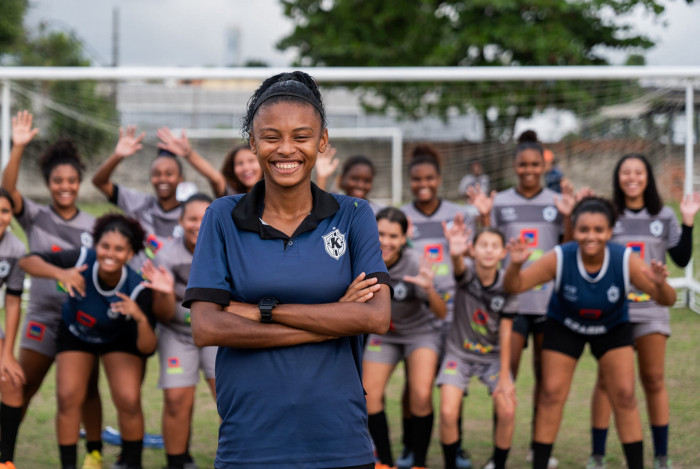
[258,297,279,324]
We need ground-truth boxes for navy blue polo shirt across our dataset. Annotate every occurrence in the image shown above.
[184,180,390,469]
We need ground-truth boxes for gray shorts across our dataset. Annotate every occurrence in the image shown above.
[363,333,442,366]
[631,320,671,340]
[19,314,60,358]
[157,326,217,389]
[436,353,501,396]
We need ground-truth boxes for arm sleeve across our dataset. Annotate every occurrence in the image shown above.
[667,224,692,267]
[35,248,83,268]
[5,259,25,297]
[109,184,120,205]
[15,196,40,233]
[135,288,157,330]
[182,204,233,308]
[349,200,391,289]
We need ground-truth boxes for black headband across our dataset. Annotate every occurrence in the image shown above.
[252,80,324,119]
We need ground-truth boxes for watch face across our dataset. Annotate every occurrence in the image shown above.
[260,297,278,307]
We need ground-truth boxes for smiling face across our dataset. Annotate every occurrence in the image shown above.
[514,148,544,193]
[378,218,406,266]
[410,162,441,204]
[340,163,374,199]
[472,231,506,270]
[47,164,80,210]
[0,197,12,237]
[249,101,328,190]
[573,212,613,258]
[617,157,647,206]
[180,200,209,251]
[150,156,183,201]
[233,149,263,191]
[95,230,133,277]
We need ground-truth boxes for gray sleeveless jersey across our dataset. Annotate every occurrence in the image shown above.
[400,200,475,318]
[384,249,440,342]
[0,231,27,294]
[153,237,194,337]
[491,187,563,315]
[611,206,681,323]
[114,185,182,270]
[18,197,94,320]
[445,259,516,364]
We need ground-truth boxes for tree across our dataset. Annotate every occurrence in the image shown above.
[0,0,27,56]
[277,0,692,138]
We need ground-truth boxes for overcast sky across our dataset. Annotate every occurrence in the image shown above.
[24,0,700,68]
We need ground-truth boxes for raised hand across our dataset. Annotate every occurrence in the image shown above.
[11,110,39,147]
[467,184,495,217]
[644,259,669,286]
[443,212,472,257]
[315,145,339,180]
[575,186,595,203]
[554,178,575,217]
[680,191,700,226]
[506,237,532,265]
[111,292,147,322]
[403,256,436,292]
[141,259,175,294]
[157,126,192,158]
[59,264,88,297]
[339,272,380,303]
[114,125,146,159]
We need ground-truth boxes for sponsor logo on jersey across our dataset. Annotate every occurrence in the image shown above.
[564,317,606,335]
[393,282,408,301]
[520,229,538,247]
[628,292,651,302]
[463,340,494,354]
[563,285,578,302]
[443,360,458,375]
[167,357,184,375]
[626,242,645,259]
[322,228,347,260]
[543,206,558,222]
[500,207,517,222]
[0,260,10,278]
[607,285,620,303]
[26,321,45,341]
[579,309,602,320]
[81,231,94,248]
[145,234,163,260]
[649,220,664,237]
[490,296,505,312]
[367,337,382,352]
[77,311,97,328]
[471,309,489,336]
[424,244,444,262]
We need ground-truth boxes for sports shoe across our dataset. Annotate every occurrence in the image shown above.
[586,454,605,469]
[482,457,494,469]
[396,448,413,469]
[82,450,103,469]
[374,464,396,469]
[0,462,17,469]
[456,448,473,469]
[526,449,559,468]
[654,456,673,469]
[102,427,122,446]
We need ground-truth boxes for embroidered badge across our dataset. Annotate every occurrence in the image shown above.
[649,220,664,237]
[543,206,558,222]
[0,260,10,278]
[490,296,505,312]
[393,282,408,301]
[322,228,346,260]
[81,231,94,248]
[607,285,620,303]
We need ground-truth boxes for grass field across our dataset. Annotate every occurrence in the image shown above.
[5,202,700,468]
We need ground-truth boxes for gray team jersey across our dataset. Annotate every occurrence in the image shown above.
[612,206,681,323]
[153,237,194,337]
[384,249,440,342]
[113,185,182,269]
[491,187,563,315]
[18,197,94,320]
[401,200,475,316]
[445,259,516,364]
[0,231,27,295]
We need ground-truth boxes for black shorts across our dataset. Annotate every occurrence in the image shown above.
[512,313,548,346]
[542,318,633,360]
[56,322,145,357]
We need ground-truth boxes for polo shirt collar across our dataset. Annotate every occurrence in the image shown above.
[232,179,340,236]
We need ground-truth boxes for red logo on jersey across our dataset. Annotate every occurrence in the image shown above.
[472,309,488,325]
[50,245,62,252]
[626,242,644,259]
[26,321,45,341]
[424,244,444,262]
[520,229,538,246]
[77,311,97,327]
[580,309,602,320]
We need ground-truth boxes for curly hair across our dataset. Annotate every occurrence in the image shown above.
[93,214,146,254]
[38,139,85,183]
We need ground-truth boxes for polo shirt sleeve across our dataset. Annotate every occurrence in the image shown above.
[182,205,232,308]
[349,201,390,288]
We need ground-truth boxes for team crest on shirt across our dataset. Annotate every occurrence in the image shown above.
[563,285,578,302]
[649,220,664,237]
[543,206,558,222]
[81,231,93,248]
[0,260,10,278]
[607,285,620,303]
[490,296,505,312]
[172,225,184,238]
[322,228,346,260]
[393,282,408,301]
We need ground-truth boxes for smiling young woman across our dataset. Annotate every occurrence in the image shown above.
[184,71,391,469]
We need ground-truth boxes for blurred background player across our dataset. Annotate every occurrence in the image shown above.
[315,149,384,214]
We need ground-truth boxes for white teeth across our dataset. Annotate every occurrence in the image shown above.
[275,162,299,170]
